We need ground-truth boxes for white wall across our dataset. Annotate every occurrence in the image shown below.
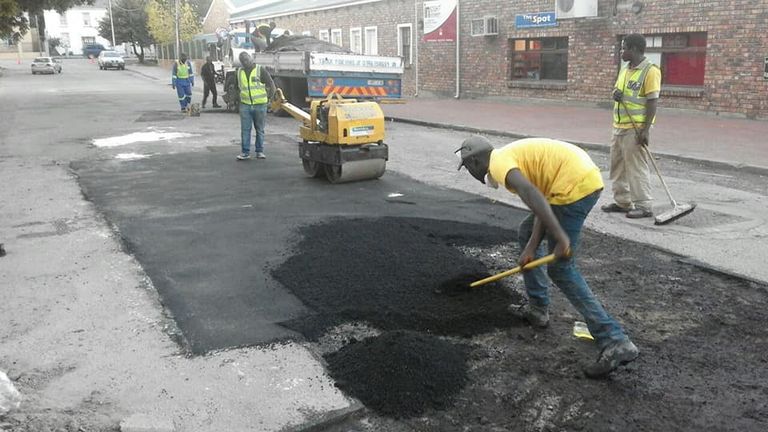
[44,7,111,55]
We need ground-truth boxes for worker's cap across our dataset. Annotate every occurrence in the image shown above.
[455,135,493,170]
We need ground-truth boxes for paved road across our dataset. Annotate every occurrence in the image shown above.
[1,58,767,430]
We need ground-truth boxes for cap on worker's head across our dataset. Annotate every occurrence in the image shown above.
[456,135,493,171]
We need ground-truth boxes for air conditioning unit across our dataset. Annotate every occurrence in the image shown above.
[470,16,499,36]
[556,0,598,19]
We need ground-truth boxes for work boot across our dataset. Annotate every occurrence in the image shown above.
[626,208,653,219]
[584,339,639,379]
[509,303,549,328]
[601,203,631,213]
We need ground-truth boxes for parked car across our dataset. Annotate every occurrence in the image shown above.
[98,51,125,70]
[83,43,106,59]
[31,57,62,75]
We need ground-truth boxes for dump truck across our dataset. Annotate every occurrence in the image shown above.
[221,35,404,113]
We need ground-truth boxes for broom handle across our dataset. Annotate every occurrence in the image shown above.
[642,145,678,207]
[620,100,678,207]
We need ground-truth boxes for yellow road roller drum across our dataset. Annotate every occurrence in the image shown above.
[271,89,388,183]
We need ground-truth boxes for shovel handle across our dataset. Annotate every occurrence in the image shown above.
[470,253,558,288]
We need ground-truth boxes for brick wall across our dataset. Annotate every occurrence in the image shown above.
[236,0,768,118]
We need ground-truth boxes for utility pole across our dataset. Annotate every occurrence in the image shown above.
[108,0,116,48]
[174,0,180,57]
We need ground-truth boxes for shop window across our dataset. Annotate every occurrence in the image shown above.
[620,32,707,86]
[510,37,568,81]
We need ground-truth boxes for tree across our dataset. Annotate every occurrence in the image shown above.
[146,0,200,45]
[1,0,92,45]
[47,35,60,53]
[98,0,154,63]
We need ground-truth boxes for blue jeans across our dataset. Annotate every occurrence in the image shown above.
[518,189,628,348]
[240,103,267,155]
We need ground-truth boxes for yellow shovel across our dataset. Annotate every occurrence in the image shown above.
[469,252,565,288]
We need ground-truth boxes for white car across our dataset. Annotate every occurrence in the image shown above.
[31,57,62,74]
[98,51,125,70]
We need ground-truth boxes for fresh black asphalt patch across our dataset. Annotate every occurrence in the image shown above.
[73,135,768,427]
[72,135,528,354]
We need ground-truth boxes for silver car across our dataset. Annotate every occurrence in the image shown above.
[98,51,125,70]
[31,57,62,74]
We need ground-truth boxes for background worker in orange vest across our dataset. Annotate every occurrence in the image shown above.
[236,52,275,160]
[602,34,661,219]
[171,53,195,112]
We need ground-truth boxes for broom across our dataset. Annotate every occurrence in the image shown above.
[620,101,696,225]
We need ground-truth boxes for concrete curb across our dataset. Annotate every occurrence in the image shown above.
[386,116,768,177]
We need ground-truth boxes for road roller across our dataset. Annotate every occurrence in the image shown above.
[270,89,388,183]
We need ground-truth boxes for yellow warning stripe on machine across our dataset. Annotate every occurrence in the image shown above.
[323,86,388,97]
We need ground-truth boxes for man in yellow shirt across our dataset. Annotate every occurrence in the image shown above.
[457,135,638,378]
[602,33,662,219]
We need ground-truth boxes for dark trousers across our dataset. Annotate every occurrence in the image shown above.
[202,79,218,106]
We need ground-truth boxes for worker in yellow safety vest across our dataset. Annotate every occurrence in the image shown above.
[236,52,275,161]
[171,53,194,112]
[601,33,661,219]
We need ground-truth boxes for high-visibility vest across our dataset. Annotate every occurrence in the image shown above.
[613,59,658,126]
[176,61,190,79]
[239,66,268,105]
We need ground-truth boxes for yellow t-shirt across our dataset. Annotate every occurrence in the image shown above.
[488,138,604,205]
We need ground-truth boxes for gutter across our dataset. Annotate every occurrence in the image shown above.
[454,0,460,99]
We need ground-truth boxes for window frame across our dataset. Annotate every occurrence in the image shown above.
[59,12,68,27]
[364,26,378,55]
[397,23,413,65]
[349,27,362,54]
[82,12,91,27]
[621,32,708,88]
[330,28,343,47]
[509,36,569,81]
[318,29,330,42]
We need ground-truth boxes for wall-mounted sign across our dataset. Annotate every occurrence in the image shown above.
[423,0,457,42]
[764,56,768,80]
[515,12,558,29]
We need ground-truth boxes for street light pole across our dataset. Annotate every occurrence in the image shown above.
[108,0,116,48]
[174,0,180,57]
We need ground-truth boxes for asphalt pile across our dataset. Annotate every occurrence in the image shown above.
[267,35,351,53]
[273,217,521,417]
[272,216,520,340]
[324,330,469,418]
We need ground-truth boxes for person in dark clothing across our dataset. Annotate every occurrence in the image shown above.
[257,22,276,46]
[236,51,276,160]
[200,56,220,108]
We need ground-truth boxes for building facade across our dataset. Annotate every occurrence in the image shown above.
[43,0,111,56]
[227,0,768,119]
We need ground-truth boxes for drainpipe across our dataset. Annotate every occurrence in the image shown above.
[454,0,460,99]
[414,0,419,97]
